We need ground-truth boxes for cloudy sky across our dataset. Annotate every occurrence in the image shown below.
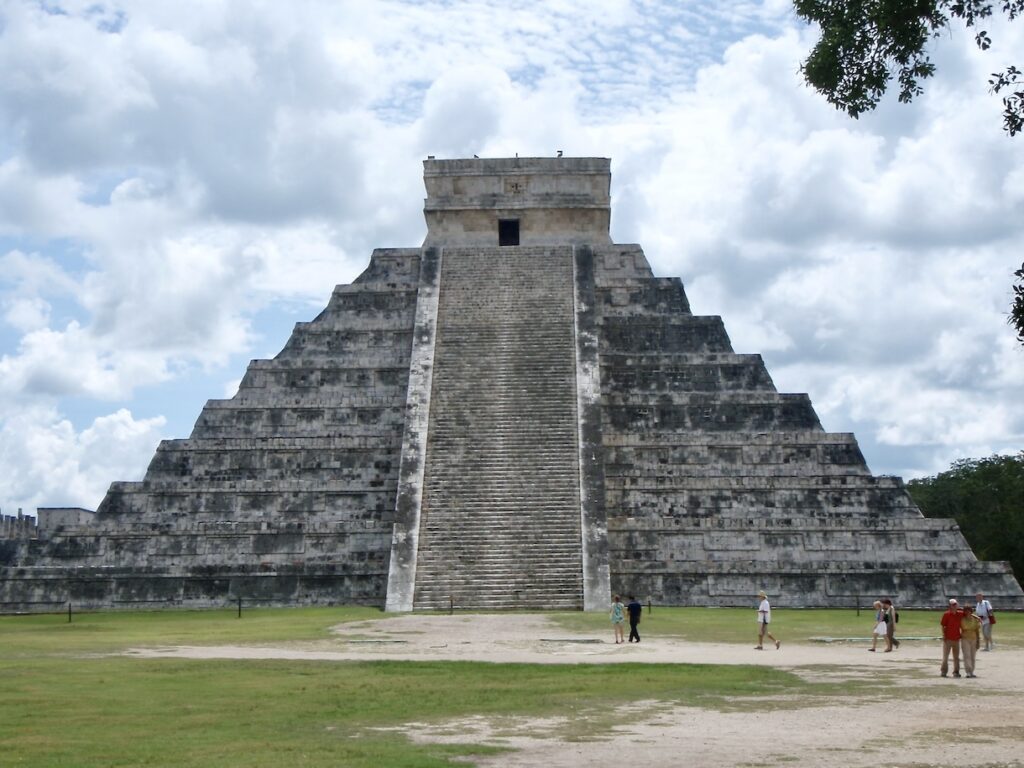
[1,0,1022,515]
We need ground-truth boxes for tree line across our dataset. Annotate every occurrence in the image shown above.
[907,452,1024,584]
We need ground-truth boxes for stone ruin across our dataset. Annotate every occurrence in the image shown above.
[2,156,1021,612]
[1,510,38,540]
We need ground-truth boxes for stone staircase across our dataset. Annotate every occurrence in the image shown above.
[413,247,584,610]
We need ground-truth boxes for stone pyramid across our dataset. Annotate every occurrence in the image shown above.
[2,157,1021,612]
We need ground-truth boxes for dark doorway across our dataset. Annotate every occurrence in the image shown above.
[498,219,520,246]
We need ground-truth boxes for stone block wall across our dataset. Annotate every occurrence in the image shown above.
[587,244,1023,608]
[0,249,422,611]
[422,157,612,247]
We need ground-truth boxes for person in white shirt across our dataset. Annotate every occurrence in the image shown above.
[869,600,886,651]
[975,592,995,651]
[755,590,780,650]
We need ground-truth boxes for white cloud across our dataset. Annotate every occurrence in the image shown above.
[0,405,165,514]
[0,322,166,400]
[418,67,509,157]
[0,160,91,236]
[2,296,51,332]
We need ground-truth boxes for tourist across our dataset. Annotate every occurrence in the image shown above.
[975,592,995,651]
[626,595,643,643]
[869,600,886,651]
[960,604,982,678]
[755,590,780,650]
[882,597,900,651]
[939,598,963,678]
[610,595,626,644]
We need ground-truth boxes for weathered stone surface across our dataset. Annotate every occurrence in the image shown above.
[385,247,442,612]
[409,246,584,610]
[584,242,1021,607]
[0,247,421,611]
[1,157,1021,612]
[423,157,611,247]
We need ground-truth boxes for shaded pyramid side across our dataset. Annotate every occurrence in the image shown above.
[589,245,1024,608]
[0,249,422,611]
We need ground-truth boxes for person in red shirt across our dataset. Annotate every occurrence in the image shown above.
[940,598,963,678]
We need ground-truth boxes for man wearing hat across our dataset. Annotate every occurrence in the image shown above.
[940,598,963,678]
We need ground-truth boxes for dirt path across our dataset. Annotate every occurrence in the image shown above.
[127,613,1024,767]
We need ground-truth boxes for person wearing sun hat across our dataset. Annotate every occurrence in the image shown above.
[959,604,982,678]
[755,590,780,650]
[939,598,963,678]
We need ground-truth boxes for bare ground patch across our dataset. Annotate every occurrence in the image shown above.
[126,613,1024,768]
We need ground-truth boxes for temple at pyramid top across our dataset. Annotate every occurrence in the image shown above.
[422,156,612,247]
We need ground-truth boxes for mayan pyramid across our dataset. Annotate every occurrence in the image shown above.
[2,157,1021,612]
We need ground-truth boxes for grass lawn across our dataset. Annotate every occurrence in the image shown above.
[1,606,1019,767]
[0,606,383,656]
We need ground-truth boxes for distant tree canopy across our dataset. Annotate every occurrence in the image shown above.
[907,453,1024,585]
[794,0,1024,136]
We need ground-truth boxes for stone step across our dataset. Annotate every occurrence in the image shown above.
[423,487,579,496]
[429,387,576,398]
[427,436,577,445]
[416,558,582,572]
[414,597,584,611]
[417,549,581,559]
[416,579,583,596]
[420,508,580,517]
[420,503,580,513]
[416,559,582,571]
[415,576,583,590]
[424,478,578,487]
[424,448,578,458]
[424,468,578,476]
[428,430,581,436]
[420,526,578,536]
[420,519,579,529]
[414,581,583,596]
[422,501,580,511]
[428,424,578,432]
[421,505,580,514]
[415,593,584,606]
[416,567,583,579]
[425,470,578,479]
[425,466,579,476]
[424,458,579,467]
[418,527,581,539]
[425,461,576,470]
